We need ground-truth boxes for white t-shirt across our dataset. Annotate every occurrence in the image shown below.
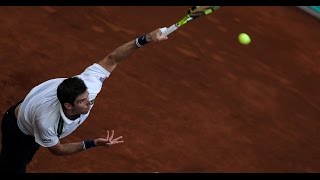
[17,63,110,147]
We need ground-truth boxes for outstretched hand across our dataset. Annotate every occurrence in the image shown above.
[146,28,169,43]
[95,130,124,147]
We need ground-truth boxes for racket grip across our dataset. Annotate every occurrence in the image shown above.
[160,24,178,36]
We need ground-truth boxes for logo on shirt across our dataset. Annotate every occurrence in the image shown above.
[99,77,106,83]
[90,99,95,105]
[42,138,52,142]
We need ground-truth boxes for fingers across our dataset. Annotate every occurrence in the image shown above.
[106,135,124,146]
[147,28,168,43]
[107,139,124,146]
[104,130,124,144]
[106,130,109,140]
[158,35,168,41]
[157,29,168,41]
[109,140,124,145]
[113,136,123,141]
[109,130,114,141]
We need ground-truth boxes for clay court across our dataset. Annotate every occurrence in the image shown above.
[0,6,320,172]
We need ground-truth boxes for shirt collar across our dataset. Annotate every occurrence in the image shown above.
[59,104,77,125]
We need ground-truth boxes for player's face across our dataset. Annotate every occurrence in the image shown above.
[73,91,91,114]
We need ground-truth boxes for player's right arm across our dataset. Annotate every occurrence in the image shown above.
[98,28,168,73]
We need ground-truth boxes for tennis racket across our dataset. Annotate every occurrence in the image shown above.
[160,6,221,37]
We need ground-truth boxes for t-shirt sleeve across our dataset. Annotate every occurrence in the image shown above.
[33,118,59,147]
[76,63,111,103]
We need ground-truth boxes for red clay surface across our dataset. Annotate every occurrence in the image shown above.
[0,6,320,173]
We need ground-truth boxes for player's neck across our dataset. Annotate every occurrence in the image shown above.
[68,114,80,120]
[63,109,80,120]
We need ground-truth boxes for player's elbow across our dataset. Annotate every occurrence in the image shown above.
[50,150,65,156]
[48,143,66,156]
[98,54,117,73]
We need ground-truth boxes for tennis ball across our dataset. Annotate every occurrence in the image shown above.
[238,33,251,45]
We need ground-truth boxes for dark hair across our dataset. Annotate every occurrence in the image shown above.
[57,77,87,106]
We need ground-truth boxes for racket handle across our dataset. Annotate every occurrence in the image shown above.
[160,24,178,36]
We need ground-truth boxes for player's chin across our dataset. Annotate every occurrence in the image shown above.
[81,108,90,114]
[81,111,89,115]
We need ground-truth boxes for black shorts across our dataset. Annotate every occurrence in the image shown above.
[0,101,40,173]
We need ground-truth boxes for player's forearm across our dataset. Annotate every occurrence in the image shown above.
[107,40,138,64]
[98,40,139,73]
[49,141,86,156]
[98,28,167,73]
[106,33,156,65]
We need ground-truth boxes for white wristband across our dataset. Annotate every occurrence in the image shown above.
[135,38,142,48]
[82,141,86,150]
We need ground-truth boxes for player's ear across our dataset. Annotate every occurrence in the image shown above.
[64,103,73,110]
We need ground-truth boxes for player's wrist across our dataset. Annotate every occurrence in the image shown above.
[135,34,149,48]
[82,139,96,150]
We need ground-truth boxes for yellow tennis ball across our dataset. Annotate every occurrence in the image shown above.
[238,33,251,45]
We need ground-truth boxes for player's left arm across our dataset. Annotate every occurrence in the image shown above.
[98,28,168,73]
[48,130,124,156]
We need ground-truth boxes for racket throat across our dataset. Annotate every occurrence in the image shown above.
[177,15,192,27]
